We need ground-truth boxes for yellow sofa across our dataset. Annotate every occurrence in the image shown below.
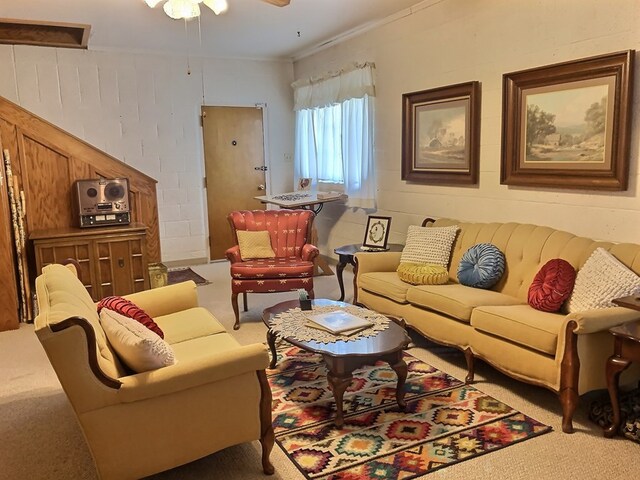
[355,218,640,433]
[34,263,274,479]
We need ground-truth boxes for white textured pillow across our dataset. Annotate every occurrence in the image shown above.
[567,247,640,313]
[400,225,459,267]
[100,308,176,372]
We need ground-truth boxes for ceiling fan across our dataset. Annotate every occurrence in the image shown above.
[146,0,291,21]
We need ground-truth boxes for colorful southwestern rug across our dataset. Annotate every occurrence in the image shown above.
[167,267,210,286]
[267,346,551,480]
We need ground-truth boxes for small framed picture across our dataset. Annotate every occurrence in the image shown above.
[362,216,392,249]
[297,177,312,191]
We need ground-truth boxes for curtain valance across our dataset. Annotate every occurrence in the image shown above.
[292,62,375,111]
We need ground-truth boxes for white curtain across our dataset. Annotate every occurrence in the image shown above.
[292,63,376,208]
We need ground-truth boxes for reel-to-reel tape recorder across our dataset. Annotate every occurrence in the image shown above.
[74,178,131,228]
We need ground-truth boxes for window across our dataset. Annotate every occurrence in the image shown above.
[293,63,376,208]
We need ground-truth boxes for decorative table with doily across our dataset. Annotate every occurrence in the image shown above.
[262,298,411,427]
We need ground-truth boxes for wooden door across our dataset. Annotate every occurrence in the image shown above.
[202,106,266,260]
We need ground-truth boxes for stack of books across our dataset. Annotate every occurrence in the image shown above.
[305,310,373,336]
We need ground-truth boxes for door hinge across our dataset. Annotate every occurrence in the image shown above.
[254,166,268,171]
[203,177,207,188]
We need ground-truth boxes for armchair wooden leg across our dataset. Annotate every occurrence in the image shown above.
[231,293,240,330]
[257,370,275,475]
[308,288,315,299]
[243,292,248,312]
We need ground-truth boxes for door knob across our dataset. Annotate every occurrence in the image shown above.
[257,184,265,190]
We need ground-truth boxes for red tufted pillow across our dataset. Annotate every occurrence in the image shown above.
[528,259,577,312]
[97,296,164,339]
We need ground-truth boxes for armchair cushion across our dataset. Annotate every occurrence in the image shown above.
[230,257,314,279]
[99,308,176,373]
[236,230,276,260]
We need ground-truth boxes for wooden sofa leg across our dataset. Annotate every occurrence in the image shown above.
[243,292,248,312]
[257,370,275,475]
[231,293,240,330]
[464,347,475,383]
[559,321,580,433]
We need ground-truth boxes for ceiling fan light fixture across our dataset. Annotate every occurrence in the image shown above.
[163,0,200,20]
[203,0,229,15]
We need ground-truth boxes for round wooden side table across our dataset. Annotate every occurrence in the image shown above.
[333,243,404,302]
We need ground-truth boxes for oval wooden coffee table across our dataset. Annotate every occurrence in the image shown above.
[263,299,411,428]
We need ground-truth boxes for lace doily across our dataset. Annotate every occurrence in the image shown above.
[269,305,390,344]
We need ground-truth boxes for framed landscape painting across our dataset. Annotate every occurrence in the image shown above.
[501,50,634,190]
[402,81,480,185]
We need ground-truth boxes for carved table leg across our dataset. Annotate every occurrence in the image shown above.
[389,353,408,410]
[336,256,348,301]
[326,370,352,429]
[604,354,631,438]
[267,329,278,370]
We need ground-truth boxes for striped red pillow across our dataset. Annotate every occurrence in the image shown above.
[528,259,577,312]
[97,296,164,339]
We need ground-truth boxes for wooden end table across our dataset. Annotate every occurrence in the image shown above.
[263,299,411,428]
[333,243,404,302]
[605,295,640,438]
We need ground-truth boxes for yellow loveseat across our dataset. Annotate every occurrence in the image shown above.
[355,218,640,433]
[34,263,274,479]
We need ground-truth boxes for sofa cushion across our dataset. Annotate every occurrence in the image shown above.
[237,230,276,260]
[406,284,524,323]
[97,296,164,338]
[457,243,505,289]
[567,247,640,313]
[100,308,176,373]
[155,307,227,345]
[170,332,243,363]
[396,263,449,285]
[359,272,412,304]
[400,224,459,267]
[471,304,564,355]
[528,259,576,312]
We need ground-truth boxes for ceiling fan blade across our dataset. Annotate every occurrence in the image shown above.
[262,0,291,6]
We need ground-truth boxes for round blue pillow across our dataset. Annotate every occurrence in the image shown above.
[457,243,505,289]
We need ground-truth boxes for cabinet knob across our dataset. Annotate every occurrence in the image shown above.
[118,258,125,268]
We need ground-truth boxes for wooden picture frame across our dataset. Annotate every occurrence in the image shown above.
[402,81,481,185]
[362,216,392,249]
[501,50,634,191]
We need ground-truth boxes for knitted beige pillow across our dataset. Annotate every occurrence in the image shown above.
[237,230,276,260]
[567,247,640,313]
[400,225,459,267]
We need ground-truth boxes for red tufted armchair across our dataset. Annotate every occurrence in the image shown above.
[226,210,319,330]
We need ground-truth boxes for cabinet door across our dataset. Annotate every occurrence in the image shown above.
[96,236,148,298]
[35,240,95,300]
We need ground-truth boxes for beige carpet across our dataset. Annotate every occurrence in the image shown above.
[1,261,639,480]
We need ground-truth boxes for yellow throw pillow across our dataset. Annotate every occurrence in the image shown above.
[237,230,276,260]
[397,262,449,285]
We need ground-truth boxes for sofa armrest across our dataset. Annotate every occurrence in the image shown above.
[567,307,640,335]
[124,281,198,318]
[117,343,269,403]
[354,251,402,276]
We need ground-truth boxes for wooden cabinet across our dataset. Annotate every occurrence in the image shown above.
[31,223,149,301]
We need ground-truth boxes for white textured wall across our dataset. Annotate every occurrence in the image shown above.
[295,0,640,256]
[0,45,294,263]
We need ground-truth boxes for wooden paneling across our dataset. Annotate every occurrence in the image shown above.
[0,93,160,321]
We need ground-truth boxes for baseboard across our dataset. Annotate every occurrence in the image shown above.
[162,257,210,269]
